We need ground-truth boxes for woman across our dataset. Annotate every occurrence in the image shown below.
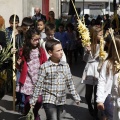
[46,11,61,32]
[16,28,47,120]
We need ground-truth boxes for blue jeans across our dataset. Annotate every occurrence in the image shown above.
[43,103,63,120]
[16,70,25,112]
[102,94,113,120]
[16,92,25,107]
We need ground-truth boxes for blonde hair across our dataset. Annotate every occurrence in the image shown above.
[106,35,120,75]
[90,26,102,56]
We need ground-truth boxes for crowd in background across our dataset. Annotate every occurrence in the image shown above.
[0,6,120,120]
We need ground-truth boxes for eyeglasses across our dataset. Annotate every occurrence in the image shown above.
[32,38,40,42]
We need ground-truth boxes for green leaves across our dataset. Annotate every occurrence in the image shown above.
[0,42,12,67]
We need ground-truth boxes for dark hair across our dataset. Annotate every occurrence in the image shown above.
[9,14,19,23]
[48,11,55,18]
[37,19,45,24]
[21,17,33,26]
[45,23,56,33]
[58,23,64,28]
[66,23,74,31]
[45,39,61,52]
[22,28,40,61]
[84,14,89,18]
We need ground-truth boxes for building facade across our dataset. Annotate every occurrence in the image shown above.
[0,0,119,27]
[61,0,119,18]
[0,0,60,27]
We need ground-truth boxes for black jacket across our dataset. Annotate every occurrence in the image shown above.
[32,14,46,28]
[0,31,6,48]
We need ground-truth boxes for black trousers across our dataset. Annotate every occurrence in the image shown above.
[85,84,98,117]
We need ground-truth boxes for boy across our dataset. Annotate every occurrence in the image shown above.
[6,14,19,42]
[16,17,34,49]
[37,19,46,39]
[40,23,66,62]
[15,17,34,113]
[54,23,68,56]
[30,39,80,120]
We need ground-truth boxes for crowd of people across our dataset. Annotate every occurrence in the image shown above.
[0,6,120,120]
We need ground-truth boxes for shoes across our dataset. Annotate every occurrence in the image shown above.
[88,108,94,117]
[15,104,20,112]
[19,106,25,114]
[15,104,25,114]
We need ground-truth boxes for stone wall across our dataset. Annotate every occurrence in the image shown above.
[0,0,23,27]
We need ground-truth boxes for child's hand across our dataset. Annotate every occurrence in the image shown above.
[15,29,19,36]
[76,101,80,105]
[97,102,104,110]
[85,45,91,53]
[11,48,17,54]
[30,104,34,108]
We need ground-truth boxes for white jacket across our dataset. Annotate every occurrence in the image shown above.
[40,38,67,62]
[81,44,100,85]
[96,60,113,103]
[97,60,120,120]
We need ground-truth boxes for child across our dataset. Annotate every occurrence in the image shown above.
[40,23,66,62]
[16,17,34,50]
[54,23,68,56]
[65,23,77,66]
[97,35,120,120]
[37,19,46,39]
[30,39,80,120]
[16,28,47,119]
[15,17,34,113]
[81,26,103,119]
[6,14,19,42]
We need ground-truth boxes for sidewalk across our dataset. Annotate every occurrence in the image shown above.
[0,57,94,120]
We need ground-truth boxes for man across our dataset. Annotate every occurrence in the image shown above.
[32,7,46,28]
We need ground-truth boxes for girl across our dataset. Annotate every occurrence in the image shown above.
[37,19,46,39]
[97,35,120,120]
[16,28,47,120]
[81,25,103,120]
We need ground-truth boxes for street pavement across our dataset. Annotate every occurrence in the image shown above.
[0,57,94,120]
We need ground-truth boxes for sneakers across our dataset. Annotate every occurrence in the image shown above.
[15,104,20,112]
[88,108,94,117]
[19,106,25,114]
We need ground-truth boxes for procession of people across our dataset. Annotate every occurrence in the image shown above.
[0,3,120,120]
